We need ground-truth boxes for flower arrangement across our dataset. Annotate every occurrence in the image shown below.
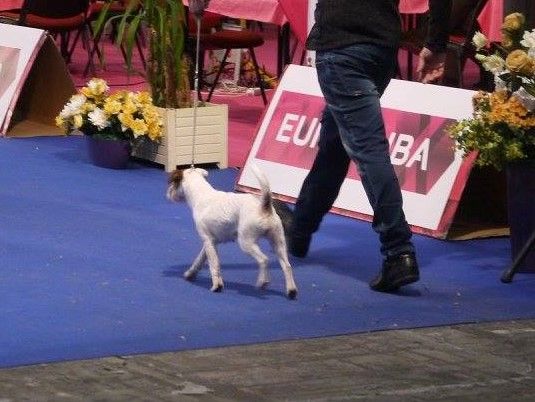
[448,13,535,170]
[55,78,163,145]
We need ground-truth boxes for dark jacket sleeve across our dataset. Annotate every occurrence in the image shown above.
[425,0,452,52]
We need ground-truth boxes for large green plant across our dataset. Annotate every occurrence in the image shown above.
[94,0,191,109]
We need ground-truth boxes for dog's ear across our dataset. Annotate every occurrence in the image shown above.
[168,169,184,185]
[197,168,208,177]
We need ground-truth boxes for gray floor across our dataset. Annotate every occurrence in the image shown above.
[1,319,535,401]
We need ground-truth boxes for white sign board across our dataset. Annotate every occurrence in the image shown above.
[0,23,46,135]
[237,64,478,238]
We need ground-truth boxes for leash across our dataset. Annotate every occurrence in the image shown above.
[191,14,203,169]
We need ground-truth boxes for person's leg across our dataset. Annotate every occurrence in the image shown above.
[313,43,418,291]
[290,107,350,257]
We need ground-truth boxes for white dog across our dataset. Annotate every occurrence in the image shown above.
[166,166,298,299]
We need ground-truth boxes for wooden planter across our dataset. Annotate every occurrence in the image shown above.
[133,103,228,172]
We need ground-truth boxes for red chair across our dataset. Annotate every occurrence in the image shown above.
[0,0,95,72]
[187,11,268,105]
[399,0,490,88]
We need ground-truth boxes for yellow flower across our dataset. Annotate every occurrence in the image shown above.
[505,50,534,76]
[488,93,535,128]
[501,36,514,49]
[103,99,122,115]
[56,78,163,144]
[147,121,162,140]
[502,12,525,32]
[136,91,152,105]
[118,112,134,129]
[130,119,148,137]
[123,100,137,115]
[73,114,84,129]
[80,87,93,99]
[109,91,127,102]
[55,115,65,129]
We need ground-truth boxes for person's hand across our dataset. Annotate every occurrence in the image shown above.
[416,47,447,84]
[189,0,210,17]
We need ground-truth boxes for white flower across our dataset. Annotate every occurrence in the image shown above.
[472,31,489,51]
[59,94,86,118]
[520,29,535,50]
[494,75,507,91]
[513,87,535,112]
[88,107,110,130]
[476,53,506,74]
[86,78,109,96]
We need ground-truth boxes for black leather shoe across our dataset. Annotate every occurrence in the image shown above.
[288,234,311,258]
[369,253,419,292]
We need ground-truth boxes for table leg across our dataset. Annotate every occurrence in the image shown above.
[404,14,417,81]
[277,22,291,77]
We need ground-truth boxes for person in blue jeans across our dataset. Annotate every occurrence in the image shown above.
[289,0,453,292]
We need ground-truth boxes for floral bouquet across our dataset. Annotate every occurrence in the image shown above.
[448,13,535,170]
[55,78,163,146]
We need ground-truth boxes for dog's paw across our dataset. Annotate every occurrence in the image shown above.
[183,271,197,281]
[287,288,297,300]
[210,283,223,293]
[256,279,270,290]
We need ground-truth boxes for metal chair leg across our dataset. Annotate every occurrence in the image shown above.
[248,47,267,105]
[207,48,231,102]
[501,230,535,283]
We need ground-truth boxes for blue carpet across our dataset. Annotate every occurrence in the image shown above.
[1,136,534,368]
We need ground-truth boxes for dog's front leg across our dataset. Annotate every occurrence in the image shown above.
[203,240,224,292]
[184,246,207,281]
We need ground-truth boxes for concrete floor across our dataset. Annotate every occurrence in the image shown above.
[1,319,535,401]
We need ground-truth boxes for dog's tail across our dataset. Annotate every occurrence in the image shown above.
[250,164,273,214]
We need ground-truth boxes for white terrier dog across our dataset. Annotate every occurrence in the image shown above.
[166,166,298,299]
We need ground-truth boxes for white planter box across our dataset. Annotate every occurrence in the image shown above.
[133,103,228,172]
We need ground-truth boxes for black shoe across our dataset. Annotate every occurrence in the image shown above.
[369,253,419,292]
[272,200,308,257]
[288,234,311,258]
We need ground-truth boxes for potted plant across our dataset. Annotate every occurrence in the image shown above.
[93,0,228,171]
[55,77,163,169]
[448,12,535,271]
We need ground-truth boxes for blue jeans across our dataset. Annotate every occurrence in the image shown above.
[293,43,414,258]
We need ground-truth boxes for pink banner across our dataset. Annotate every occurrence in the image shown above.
[478,0,504,42]
[278,0,308,44]
[255,90,458,196]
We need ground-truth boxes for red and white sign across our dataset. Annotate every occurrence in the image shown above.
[237,64,477,238]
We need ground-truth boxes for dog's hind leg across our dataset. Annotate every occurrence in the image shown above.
[203,240,224,292]
[268,228,298,300]
[184,246,207,281]
[238,238,270,289]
